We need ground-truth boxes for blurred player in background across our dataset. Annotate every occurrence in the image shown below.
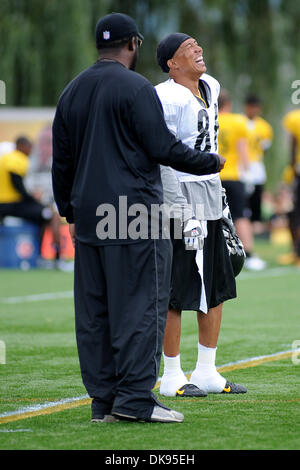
[25,126,73,271]
[0,141,15,157]
[218,90,264,270]
[155,34,246,397]
[243,94,273,267]
[0,135,67,269]
[26,125,53,205]
[282,108,300,266]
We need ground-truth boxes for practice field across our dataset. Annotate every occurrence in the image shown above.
[0,239,299,451]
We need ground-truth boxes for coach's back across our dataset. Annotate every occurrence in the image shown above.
[52,61,167,245]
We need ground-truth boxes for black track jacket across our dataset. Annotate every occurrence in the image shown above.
[52,61,220,245]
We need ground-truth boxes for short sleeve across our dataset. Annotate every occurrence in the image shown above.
[6,154,29,177]
[282,112,296,135]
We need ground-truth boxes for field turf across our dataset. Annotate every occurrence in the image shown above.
[0,238,299,451]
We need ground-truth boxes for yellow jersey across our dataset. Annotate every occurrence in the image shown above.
[0,149,30,203]
[218,112,248,181]
[282,109,300,165]
[245,116,273,163]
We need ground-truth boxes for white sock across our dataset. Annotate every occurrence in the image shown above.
[160,354,187,396]
[195,343,217,375]
[190,343,226,393]
[163,353,183,376]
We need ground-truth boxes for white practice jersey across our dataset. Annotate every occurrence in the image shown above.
[156,74,222,221]
[155,73,220,183]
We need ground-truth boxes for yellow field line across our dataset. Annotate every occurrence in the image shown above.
[0,398,62,402]
[217,350,295,373]
[0,398,91,425]
[0,349,298,425]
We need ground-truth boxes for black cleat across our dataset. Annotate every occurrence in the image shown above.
[221,381,247,394]
[175,383,207,397]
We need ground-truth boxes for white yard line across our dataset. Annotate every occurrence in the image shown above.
[1,266,299,305]
[0,291,73,304]
[238,266,300,280]
[0,395,89,419]
[0,429,32,432]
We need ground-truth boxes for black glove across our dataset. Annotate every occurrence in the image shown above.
[221,188,246,258]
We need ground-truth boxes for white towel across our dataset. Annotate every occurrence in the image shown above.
[195,220,208,314]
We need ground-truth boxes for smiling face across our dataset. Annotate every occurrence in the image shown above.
[168,37,206,78]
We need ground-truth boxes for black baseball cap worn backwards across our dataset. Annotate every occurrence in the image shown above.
[156,33,191,73]
[96,12,144,48]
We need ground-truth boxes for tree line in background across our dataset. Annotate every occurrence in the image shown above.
[0,0,299,188]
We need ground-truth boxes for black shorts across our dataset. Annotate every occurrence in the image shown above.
[0,200,50,225]
[221,180,247,221]
[247,184,263,222]
[169,219,236,312]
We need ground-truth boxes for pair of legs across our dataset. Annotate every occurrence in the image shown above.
[222,180,265,270]
[74,238,178,421]
[288,215,300,262]
[160,218,247,396]
[161,304,247,396]
[288,176,300,264]
[222,180,252,254]
[164,304,222,353]
[160,304,227,396]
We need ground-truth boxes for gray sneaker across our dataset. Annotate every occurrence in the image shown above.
[91,414,119,423]
[149,406,184,423]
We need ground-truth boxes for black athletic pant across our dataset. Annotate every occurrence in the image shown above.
[74,238,172,420]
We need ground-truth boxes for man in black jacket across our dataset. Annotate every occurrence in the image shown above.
[52,13,224,423]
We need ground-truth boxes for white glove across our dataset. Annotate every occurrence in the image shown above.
[183,218,205,250]
[241,169,255,195]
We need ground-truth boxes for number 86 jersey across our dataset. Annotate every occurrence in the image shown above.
[155,73,220,183]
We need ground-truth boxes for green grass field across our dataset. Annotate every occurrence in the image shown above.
[0,238,299,451]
